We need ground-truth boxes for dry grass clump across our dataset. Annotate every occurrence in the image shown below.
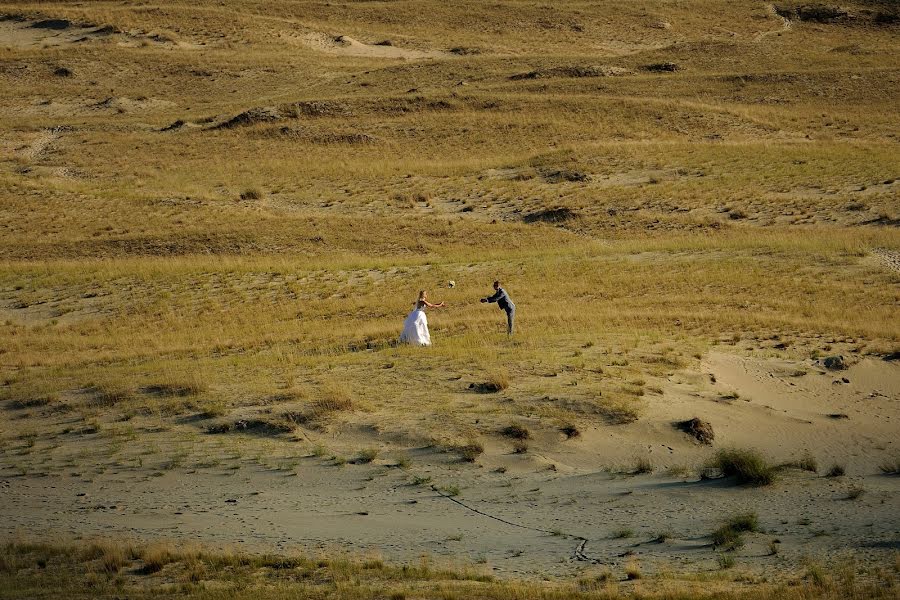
[845,486,865,500]
[632,456,653,474]
[206,417,294,435]
[353,448,379,464]
[6,393,59,410]
[781,452,818,473]
[80,539,135,573]
[239,188,263,201]
[1,537,897,598]
[90,383,134,407]
[826,463,846,477]
[712,512,759,551]
[676,417,714,445]
[473,369,510,393]
[500,423,529,439]
[312,381,354,414]
[709,448,776,486]
[599,398,641,425]
[145,375,207,397]
[559,424,580,439]
[452,440,484,462]
[138,541,178,574]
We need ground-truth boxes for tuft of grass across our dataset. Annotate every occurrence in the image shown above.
[652,531,672,544]
[453,440,484,463]
[353,448,379,464]
[712,512,759,551]
[316,381,354,411]
[709,448,776,486]
[845,486,865,500]
[612,528,634,539]
[826,463,845,477]
[512,440,528,454]
[8,395,57,410]
[559,424,580,439]
[500,423,530,439]
[624,561,641,580]
[91,384,134,407]
[410,475,432,486]
[796,453,818,473]
[146,375,207,398]
[438,484,460,496]
[632,456,653,474]
[476,368,509,393]
[717,553,735,569]
[139,542,175,574]
[240,188,262,201]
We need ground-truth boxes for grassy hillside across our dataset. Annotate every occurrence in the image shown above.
[1,0,898,597]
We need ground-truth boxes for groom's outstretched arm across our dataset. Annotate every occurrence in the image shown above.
[483,289,502,303]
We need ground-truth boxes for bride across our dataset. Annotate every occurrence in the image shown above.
[400,290,445,346]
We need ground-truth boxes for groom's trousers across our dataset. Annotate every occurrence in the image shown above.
[505,306,515,335]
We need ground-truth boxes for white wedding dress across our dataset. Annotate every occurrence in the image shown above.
[400,304,431,346]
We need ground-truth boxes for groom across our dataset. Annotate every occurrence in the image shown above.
[481,281,515,335]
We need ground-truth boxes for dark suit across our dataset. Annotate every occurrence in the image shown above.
[484,287,515,334]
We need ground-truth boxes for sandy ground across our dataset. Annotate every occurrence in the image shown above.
[2,352,897,579]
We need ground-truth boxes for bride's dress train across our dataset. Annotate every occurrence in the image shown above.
[400,308,431,346]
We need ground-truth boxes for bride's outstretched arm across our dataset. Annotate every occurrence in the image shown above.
[423,300,446,308]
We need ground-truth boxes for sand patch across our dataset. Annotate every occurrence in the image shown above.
[291,32,450,60]
[0,16,110,48]
[0,15,202,50]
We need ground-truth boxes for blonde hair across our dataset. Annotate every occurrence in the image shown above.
[416,290,427,308]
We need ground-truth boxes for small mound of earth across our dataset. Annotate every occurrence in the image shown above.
[296,32,449,60]
[643,62,680,73]
[822,355,846,371]
[469,382,504,394]
[31,19,73,30]
[676,418,714,445]
[510,65,632,80]
[215,107,283,129]
[775,4,848,23]
[288,101,351,118]
[540,168,589,183]
[263,126,377,145]
[523,207,578,224]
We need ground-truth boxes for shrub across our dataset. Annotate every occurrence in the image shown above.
[781,452,818,473]
[139,543,175,574]
[826,463,845,477]
[314,381,354,413]
[455,441,484,462]
[512,440,528,454]
[632,456,652,474]
[239,188,262,200]
[354,448,378,464]
[845,486,864,500]
[625,562,641,580]
[501,423,530,439]
[710,448,775,485]
[560,424,581,438]
[91,384,133,407]
[474,369,509,393]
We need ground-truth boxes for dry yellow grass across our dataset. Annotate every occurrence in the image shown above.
[1,0,899,594]
[2,538,897,599]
